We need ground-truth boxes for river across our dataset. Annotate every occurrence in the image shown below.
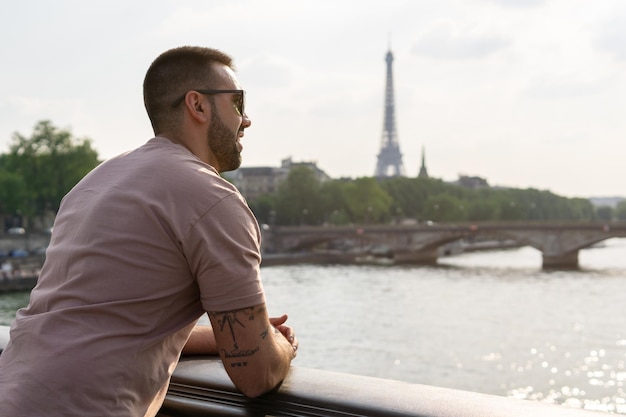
[1,239,625,413]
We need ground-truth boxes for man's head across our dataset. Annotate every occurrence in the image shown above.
[143,46,233,135]
[143,46,250,172]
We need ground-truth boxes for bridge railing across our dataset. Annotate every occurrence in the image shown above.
[0,325,607,417]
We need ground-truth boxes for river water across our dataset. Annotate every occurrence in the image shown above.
[1,239,625,413]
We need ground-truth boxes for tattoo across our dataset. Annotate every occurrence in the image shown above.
[231,362,248,368]
[260,326,269,339]
[222,345,260,367]
[215,311,246,349]
[221,346,259,359]
[211,306,266,360]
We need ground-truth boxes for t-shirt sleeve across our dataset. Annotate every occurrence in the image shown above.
[183,192,266,312]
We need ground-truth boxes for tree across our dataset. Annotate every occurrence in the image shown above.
[245,167,600,225]
[595,205,614,222]
[616,200,626,221]
[248,193,276,225]
[0,168,27,215]
[274,166,323,225]
[319,180,351,225]
[0,120,100,227]
[422,194,466,222]
[342,177,393,224]
[466,198,499,221]
[379,177,453,221]
[0,167,28,229]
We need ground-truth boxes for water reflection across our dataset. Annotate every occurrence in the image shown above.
[506,344,626,413]
[259,239,626,413]
[1,239,625,413]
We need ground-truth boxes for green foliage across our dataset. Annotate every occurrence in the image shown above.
[378,177,448,220]
[274,166,323,225]
[1,122,607,231]
[0,168,27,215]
[248,193,276,225]
[595,205,614,222]
[616,200,626,221]
[465,197,499,221]
[422,194,466,222]
[343,177,392,223]
[247,169,600,226]
[318,179,351,225]
[0,120,100,225]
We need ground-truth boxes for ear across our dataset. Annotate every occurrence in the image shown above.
[184,91,211,124]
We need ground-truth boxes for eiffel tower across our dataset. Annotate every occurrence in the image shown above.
[374,48,405,178]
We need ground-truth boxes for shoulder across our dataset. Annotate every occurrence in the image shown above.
[72,137,245,222]
[125,137,241,200]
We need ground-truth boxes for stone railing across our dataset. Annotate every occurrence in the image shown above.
[0,326,608,417]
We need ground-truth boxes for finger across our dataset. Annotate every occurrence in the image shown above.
[274,324,292,338]
[269,314,288,327]
[291,337,299,358]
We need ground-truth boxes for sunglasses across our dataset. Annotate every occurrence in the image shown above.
[171,89,245,116]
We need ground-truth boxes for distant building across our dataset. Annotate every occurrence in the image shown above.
[454,175,489,189]
[374,48,405,177]
[226,157,330,200]
[589,196,625,208]
[228,166,287,200]
[417,146,429,178]
[280,157,330,183]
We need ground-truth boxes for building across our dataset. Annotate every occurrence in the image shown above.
[374,48,405,177]
[417,146,429,178]
[454,175,489,189]
[226,157,330,201]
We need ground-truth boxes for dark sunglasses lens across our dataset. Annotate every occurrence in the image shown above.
[238,92,245,115]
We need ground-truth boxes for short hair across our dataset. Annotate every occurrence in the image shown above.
[143,46,234,134]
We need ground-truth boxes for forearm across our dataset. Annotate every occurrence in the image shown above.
[220,322,295,398]
[254,326,297,393]
[181,325,218,355]
[209,306,298,398]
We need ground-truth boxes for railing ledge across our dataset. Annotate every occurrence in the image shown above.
[0,326,608,417]
[160,356,606,417]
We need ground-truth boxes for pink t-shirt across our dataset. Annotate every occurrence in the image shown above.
[0,137,266,416]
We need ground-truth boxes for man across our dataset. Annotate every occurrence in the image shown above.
[0,46,298,417]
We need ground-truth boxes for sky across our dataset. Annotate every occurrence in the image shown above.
[1,0,624,199]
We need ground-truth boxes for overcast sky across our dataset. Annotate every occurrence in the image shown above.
[1,0,624,198]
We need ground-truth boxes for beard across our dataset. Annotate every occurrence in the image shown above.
[207,106,242,173]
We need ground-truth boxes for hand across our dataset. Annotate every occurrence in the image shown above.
[270,314,298,357]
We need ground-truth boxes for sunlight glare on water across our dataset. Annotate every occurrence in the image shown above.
[259,239,626,413]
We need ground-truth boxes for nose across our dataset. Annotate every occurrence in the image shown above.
[241,113,252,129]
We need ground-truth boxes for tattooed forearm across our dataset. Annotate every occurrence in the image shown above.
[211,305,267,350]
[221,346,260,359]
[221,345,260,368]
[215,312,246,349]
[261,322,284,339]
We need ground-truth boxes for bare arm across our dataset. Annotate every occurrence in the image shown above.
[208,303,298,398]
[181,325,218,355]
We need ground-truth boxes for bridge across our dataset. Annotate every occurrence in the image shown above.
[262,222,626,269]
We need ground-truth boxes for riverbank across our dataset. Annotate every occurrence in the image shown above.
[0,233,48,293]
[0,275,38,293]
[261,239,522,267]
[0,239,522,291]
[0,253,44,293]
